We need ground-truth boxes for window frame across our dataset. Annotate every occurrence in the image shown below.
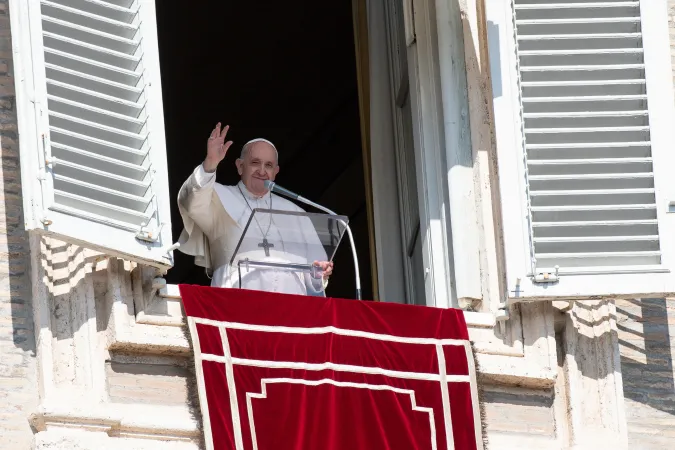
[384,0,426,306]
[486,0,675,300]
[407,0,457,308]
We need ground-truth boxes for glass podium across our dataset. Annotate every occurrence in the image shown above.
[230,208,349,294]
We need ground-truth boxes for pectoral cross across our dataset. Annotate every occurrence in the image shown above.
[258,238,274,257]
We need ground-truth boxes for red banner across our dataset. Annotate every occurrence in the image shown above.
[180,285,482,450]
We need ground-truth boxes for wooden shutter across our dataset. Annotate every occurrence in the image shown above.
[12,0,172,268]
[487,0,675,299]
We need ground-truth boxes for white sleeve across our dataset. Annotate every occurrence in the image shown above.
[177,164,218,237]
[194,164,216,187]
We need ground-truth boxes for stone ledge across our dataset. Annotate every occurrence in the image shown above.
[32,430,199,450]
[464,311,496,328]
[152,284,499,329]
[487,432,561,450]
[29,401,200,442]
[477,353,557,389]
[108,324,190,355]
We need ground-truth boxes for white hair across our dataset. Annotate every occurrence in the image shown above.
[240,138,278,163]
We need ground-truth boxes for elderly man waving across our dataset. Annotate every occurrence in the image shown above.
[176,123,334,296]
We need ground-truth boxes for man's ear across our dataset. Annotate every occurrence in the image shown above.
[273,165,280,177]
[235,158,243,175]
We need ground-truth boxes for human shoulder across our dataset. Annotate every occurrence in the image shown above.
[212,183,244,208]
[216,182,237,192]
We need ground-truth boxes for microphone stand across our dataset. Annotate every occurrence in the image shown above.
[265,181,362,300]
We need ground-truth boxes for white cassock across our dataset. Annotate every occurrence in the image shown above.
[177,164,328,296]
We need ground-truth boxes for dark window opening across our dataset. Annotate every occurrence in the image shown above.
[156,1,373,299]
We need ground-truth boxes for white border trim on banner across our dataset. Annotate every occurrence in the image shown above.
[187,318,214,450]
[464,341,485,450]
[436,344,455,450]
[219,327,245,450]
[201,354,470,383]
[189,318,480,450]
[245,378,438,450]
[192,317,468,346]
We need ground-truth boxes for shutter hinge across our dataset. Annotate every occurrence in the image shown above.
[532,265,560,284]
[36,133,53,226]
[165,242,180,256]
[403,0,416,46]
[136,221,164,243]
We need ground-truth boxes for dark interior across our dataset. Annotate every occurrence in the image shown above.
[156,0,373,299]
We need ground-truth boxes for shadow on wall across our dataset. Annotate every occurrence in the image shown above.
[1,11,38,443]
[616,298,675,416]
[564,301,619,382]
[3,83,34,356]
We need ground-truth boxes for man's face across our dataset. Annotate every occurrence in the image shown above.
[236,142,280,196]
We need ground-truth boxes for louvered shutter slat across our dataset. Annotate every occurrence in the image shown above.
[50,143,148,180]
[510,0,662,273]
[48,96,145,133]
[50,0,137,21]
[45,50,141,85]
[54,175,150,210]
[47,82,144,117]
[41,1,138,37]
[43,34,141,70]
[46,66,143,101]
[54,191,152,226]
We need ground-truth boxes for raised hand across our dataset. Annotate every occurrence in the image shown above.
[203,123,233,172]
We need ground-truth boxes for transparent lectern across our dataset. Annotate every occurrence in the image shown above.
[230,208,349,296]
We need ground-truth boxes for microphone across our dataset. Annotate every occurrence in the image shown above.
[264,180,362,300]
[264,180,299,200]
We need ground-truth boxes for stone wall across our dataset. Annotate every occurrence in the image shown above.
[0,0,38,447]
[617,299,675,449]
[26,239,200,449]
[613,2,675,448]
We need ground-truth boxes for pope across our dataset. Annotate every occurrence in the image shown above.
[176,123,334,296]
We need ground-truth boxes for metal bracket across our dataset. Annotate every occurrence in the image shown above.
[136,221,164,243]
[402,0,416,46]
[495,305,509,322]
[495,297,510,334]
[532,265,560,284]
[165,242,180,256]
[494,299,510,335]
[150,277,166,300]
